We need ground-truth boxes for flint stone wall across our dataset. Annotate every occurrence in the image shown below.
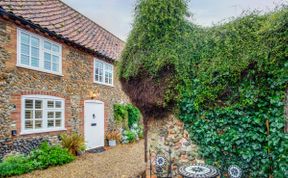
[147,115,203,177]
[0,18,129,159]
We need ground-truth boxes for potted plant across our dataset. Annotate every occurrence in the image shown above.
[60,133,86,156]
[105,130,121,147]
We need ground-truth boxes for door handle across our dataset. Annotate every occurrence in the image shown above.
[92,114,96,119]
[91,123,97,126]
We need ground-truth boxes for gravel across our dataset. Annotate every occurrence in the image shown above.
[14,140,145,178]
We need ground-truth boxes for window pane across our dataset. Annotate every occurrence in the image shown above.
[108,73,112,84]
[52,55,59,64]
[35,100,42,109]
[35,120,42,129]
[48,112,54,118]
[52,44,59,53]
[44,41,51,50]
[105,64,112,71]
[47,101,54,108]
[21,54,29,65]
[35,110,42,119]
[44,53,51,70]
[105,73,109,83]
[55,101,62,108]
[31,57,39,67]
[95,62,105,82]
[25,110,33,119]
[55,120,61,127]
[95,75,99,82]
[47,120,54,128]
[21,43,30,55]
[52,55,59,72]
[55,112,62,118]
[96,62,103,69]
[25,100,33,109]
[25,120,33,129]
[52,63,59,72]
[31,37,39,47]
[21,32,30,44]
[31,47,39,58]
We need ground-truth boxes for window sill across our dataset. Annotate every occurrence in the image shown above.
[20,128,67,135]
[93,81,114,87]
[16,65,63,77]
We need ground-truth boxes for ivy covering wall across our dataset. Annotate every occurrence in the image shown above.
[120,0,287,176]
[179,8,288,177]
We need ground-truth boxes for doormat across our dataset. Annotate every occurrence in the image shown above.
[87,147,105,154]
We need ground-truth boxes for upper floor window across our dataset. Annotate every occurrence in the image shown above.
[21,95,65,134]
[94,59,113,86]
[17,28,62,75]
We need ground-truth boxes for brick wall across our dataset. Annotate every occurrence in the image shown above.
[0,17,130,158]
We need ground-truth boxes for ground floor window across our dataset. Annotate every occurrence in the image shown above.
[21,95,65,134]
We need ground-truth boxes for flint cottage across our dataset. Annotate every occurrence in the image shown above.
[0,0,129,159]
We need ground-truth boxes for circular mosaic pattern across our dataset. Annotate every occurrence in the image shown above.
[179,163,219,178]
[155,155,167,168]
[228,165,242,178]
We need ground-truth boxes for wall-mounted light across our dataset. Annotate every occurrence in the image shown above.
[90,90,99,99]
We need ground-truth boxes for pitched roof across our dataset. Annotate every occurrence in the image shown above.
[0,0,124,60]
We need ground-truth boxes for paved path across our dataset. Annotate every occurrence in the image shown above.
[15,140,145,178]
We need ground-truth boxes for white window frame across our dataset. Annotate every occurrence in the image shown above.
[17,28,63,76]
[21,95,66,135]
[93,59,114,86]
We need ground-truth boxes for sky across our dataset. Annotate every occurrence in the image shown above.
[62,0,287,41]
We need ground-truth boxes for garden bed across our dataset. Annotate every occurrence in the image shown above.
[13,140,145,178]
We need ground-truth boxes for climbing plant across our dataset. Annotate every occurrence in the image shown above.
[179,8,288,177]
[120,0,193,116]
[114,103,141,129]
[120,0,287,176]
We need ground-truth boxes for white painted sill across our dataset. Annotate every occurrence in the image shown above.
[16,65,64,77]
[93,81,114,88]
[20,128,67,135]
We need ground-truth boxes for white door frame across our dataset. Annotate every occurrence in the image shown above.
[84,100,105,150]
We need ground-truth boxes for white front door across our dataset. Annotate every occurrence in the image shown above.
[84,100,104,149]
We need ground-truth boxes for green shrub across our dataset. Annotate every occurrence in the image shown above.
[114,104,129,129]
[0,142,75,177]
[125,130,137,143]
[138,125,144,139]
[0,154,34,176]
[29,142,75,169]
[126,104,141,128]
[61,133,86,156]
[114,103,141,129]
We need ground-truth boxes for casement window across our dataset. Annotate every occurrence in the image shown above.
[17,28,62,75]
[94,59,113,86]
[21,95,65,134]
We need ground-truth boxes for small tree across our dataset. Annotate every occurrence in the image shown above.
[120,0,192,117]
[119,0,192,161]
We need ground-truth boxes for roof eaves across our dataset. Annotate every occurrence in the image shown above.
[0,6,117,62]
